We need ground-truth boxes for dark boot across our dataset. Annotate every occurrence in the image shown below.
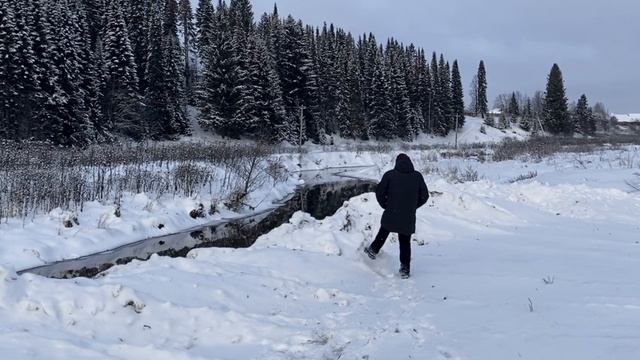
[364,246,377,260]
[399,264,410,279]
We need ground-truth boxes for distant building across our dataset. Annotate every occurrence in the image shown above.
[612,113,640,133]
[612,113,640,124]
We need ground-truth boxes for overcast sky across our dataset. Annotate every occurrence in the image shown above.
[198,0,639,113]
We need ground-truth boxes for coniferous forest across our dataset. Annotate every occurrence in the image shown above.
[0,0,467,146]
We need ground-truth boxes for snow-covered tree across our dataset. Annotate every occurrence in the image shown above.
[574,94,596,136]
[102,0,142,138]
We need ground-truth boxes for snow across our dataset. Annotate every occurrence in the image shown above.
[1,146,639,359]
[185,116,529,148]
[413,116,528,146]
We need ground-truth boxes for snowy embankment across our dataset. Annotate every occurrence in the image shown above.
[1,147,639,359]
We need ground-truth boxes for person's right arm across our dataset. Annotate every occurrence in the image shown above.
[417,173,429,209]
[375,172,390,209]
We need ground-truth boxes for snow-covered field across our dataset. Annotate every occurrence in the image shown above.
[1,144,639,359]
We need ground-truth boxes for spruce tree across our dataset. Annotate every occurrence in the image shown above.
[274,16,315,144]
[195,0,215,58]
[42,0,92,145]
[367,48,392,139]
[178,0,197,103]
[476,60,488,118]
[387,41,413,141]
[417,50,432,133]
[25,0,62,141]
[317,23,339,137]
[508,92,519,124]
[429,52,440,134]
[247,36,286,142]
[543,63,571,135]
[102,0,142,138]
[199,0,244,138]
[229,0,253,35]
[499,112,510,129]
[508,92,519,116]
[163,0,189,136]
[302,24,322,143]
[520,99,533,132]
[0,1,19,139]
[451,60,465,129]
[574,94,595,136]
[72,0,104,141]
[144,2,171,138]
[435,55,452,136]
[0,0,39,140]
[124,0,150,93]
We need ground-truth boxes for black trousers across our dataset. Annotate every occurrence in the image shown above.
[370,228,411,269]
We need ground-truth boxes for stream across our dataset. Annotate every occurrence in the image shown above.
[18,172,376,279]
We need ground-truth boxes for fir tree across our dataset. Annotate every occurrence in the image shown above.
[124,0,150,93]
[417,50,432,133]
[102,0,142,138]
[229,0,253,35]
[302,24,322,143]
[543,63,571,135]
[387,41,413,140]
[435,54,452,136]
[195,0,215,57]
[246,36,286,142]
[520,99,533,132]
[20,0,57,141]
[476,60,488,118]
[484,115,495,128]
[508,92,519,124]
[274,16,315,144]
[0,0,39,140]
[72,0,104,141]
[574,94,595,136]
[317,23,339,137]
[145,2,172,138]
[41,0,92,145]
[499,112,510,129]
[450,60,465,129]
[429,52,440,134]
[367,48,392,139]
[163,0,189,136]
[199,0,243,138]
[178,0,197,103]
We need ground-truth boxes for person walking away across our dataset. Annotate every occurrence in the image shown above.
[364,153,429,279]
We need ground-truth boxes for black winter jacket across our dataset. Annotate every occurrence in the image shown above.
[376,156,429,235]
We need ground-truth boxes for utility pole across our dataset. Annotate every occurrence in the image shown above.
[476,80,480,118]
[428,93,432,134]
[298,104,305,152]
[454,114,459,149]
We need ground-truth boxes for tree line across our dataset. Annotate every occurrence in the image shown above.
[0,0,472,146]
[0,0,189,145]
[485,64,610,136]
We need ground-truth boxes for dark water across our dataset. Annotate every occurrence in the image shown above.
[18,179,376,279]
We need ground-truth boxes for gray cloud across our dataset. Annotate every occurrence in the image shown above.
[197,0,640,112]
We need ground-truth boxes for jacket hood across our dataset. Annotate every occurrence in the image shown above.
[394,154,415,173]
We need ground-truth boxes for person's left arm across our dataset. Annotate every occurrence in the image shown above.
[417,173,429,209]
